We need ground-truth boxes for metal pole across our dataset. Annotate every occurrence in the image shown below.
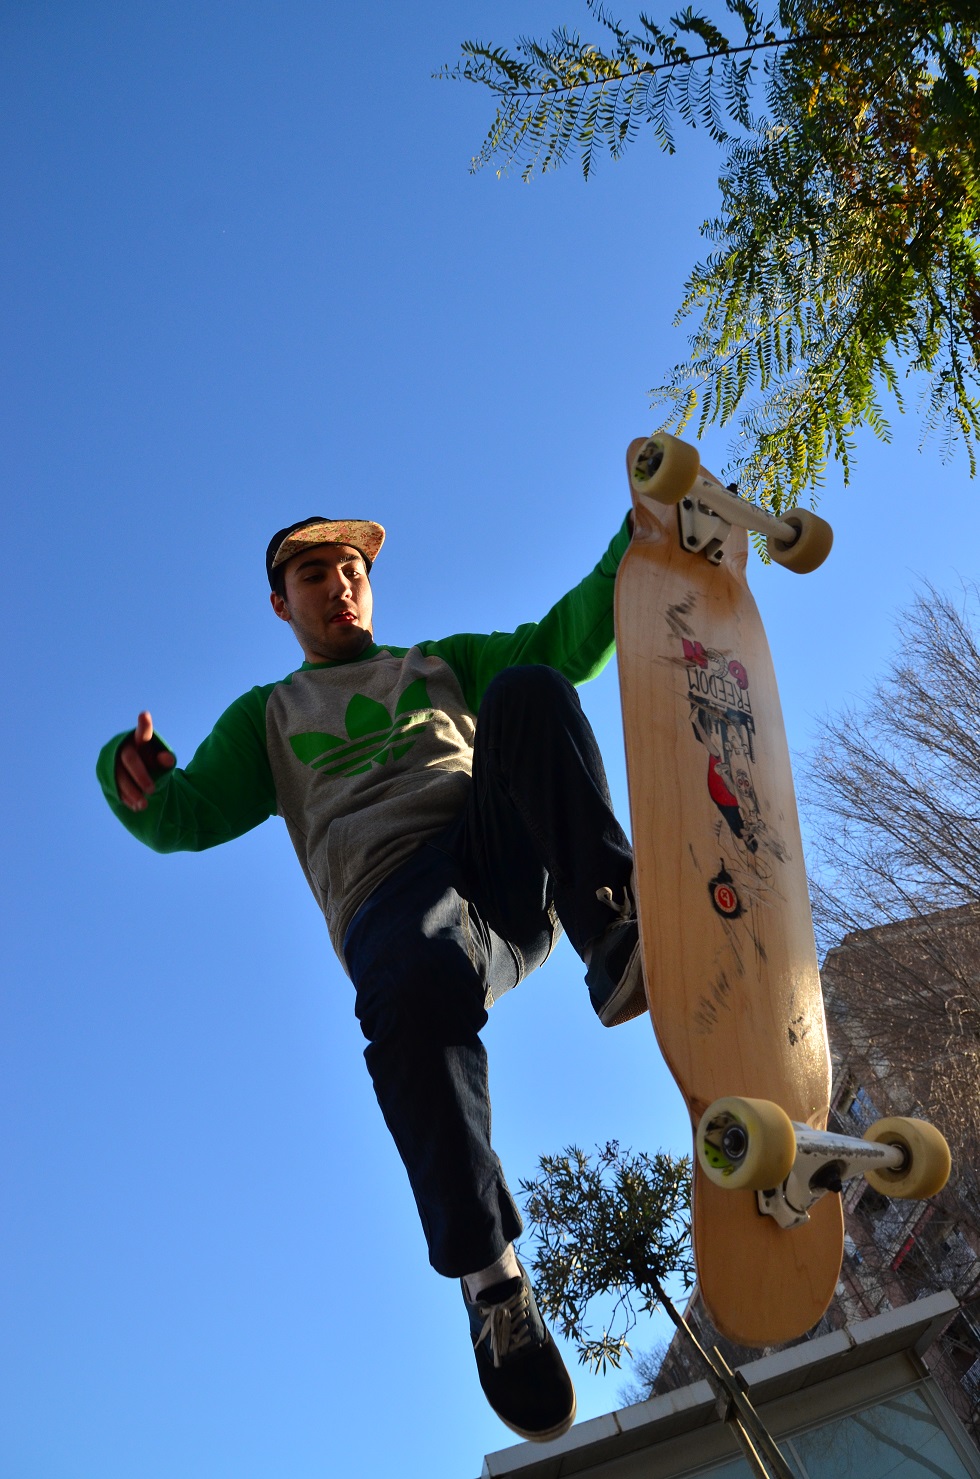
[653,1280,797,1479]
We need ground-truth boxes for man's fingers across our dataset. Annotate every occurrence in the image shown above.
[117,772,148,811]
[156,750,175,769]
[135,711,154,743]
[118,741,155,796]
[116,756,149,810]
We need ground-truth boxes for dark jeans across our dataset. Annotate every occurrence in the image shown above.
[344,665,633,1278]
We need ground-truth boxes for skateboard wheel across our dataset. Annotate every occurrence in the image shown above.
[696,1096,796,1191]
[766,509,833,573]
[628,433,700,505]
[863,1117,951,1200]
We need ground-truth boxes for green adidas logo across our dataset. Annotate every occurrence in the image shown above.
[289,678,434,777]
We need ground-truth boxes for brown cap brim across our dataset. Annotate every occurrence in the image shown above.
[270,519,385,573]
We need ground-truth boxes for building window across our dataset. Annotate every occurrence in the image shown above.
[848,1085,878,1131]
[698,1386,976,1478]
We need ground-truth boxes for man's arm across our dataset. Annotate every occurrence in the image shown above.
[424,516,631,713]
[97,686,278,852]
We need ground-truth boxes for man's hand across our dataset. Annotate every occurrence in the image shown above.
[115,711,175,812]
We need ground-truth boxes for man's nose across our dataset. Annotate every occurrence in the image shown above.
[328,569,353,599]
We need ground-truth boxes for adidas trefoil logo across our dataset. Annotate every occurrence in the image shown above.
[289,678,434,777]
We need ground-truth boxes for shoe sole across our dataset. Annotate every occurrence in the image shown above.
[598,945,647,1027]
[495,1390,577,1444]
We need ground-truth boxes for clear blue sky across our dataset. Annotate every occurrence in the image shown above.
[1,5,974,1477]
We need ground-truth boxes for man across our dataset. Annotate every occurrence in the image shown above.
[98,514,645,1443]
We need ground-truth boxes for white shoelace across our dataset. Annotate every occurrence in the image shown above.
[477,1283,534,1369]
[595,882,634,922]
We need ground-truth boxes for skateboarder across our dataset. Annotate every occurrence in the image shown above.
[97,513,644,1442]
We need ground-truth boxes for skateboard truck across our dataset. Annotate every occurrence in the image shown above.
[628,434,834,574]
[675,477,804,568]
[697,1096,951,1230]
[756,1125,912,1231]
[676,488,733,565]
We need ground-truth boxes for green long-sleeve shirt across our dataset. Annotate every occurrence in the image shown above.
[97,518,630,965]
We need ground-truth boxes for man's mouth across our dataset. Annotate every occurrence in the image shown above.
[330,611,357,625]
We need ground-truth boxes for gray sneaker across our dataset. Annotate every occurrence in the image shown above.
[585,879,646,1027]
[463,1262,576,1442]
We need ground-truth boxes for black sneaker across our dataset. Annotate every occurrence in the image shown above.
[463,1263,576,1442]
[585,879,646,1027]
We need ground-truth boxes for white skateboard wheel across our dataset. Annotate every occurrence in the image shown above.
[628,433,700,505]
[766,508,833,573]
[863,1117,951,1200]
[696,1096,796,1191]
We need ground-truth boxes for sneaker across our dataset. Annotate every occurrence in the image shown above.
[585,878,647,1027]
[463,1263,576,1442]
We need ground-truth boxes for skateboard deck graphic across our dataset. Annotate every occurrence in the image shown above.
[616,453,843,1347]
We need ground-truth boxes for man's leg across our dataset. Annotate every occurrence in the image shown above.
[346,840,522,1279]
[345,841,576,1441]
[443,664,645,1025]
[428,665,639,1437]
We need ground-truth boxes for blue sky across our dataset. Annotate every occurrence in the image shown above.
[2,5,975,1477]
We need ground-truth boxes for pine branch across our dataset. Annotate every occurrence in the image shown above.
[443,4,980,498]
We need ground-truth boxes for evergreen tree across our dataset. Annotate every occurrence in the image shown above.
[442,3,980,507]
[518,1141,693,1371]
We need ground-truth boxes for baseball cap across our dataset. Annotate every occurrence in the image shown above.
[266,517,386,586]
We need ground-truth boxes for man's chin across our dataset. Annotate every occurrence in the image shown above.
[314,626,373,662]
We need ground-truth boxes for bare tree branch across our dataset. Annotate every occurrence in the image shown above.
[803,582,980,1227]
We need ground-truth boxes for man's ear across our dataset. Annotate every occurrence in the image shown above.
[270,591,291,624]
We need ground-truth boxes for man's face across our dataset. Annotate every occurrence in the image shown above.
[270,543,374,662]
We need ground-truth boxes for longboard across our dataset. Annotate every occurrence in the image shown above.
[615,439,843,1347]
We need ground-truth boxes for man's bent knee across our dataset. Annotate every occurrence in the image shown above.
[480,665,577,714]
[354,951,488,1047]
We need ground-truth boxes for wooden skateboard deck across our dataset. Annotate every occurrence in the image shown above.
[615,450,843,1348]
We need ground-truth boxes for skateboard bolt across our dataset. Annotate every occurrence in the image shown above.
[811,1161,845,1195]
